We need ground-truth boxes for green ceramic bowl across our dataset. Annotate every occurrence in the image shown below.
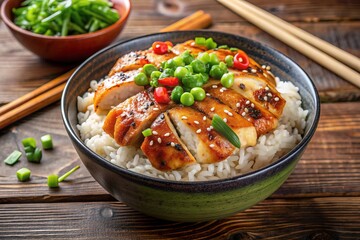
[61,31,320,222]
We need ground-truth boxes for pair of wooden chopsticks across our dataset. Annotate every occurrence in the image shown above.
[0,10,212,130]
[217,0,360,88]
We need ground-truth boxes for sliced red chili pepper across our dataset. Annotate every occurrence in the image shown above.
[154,87,170,104]
[158,77,179,87]
[152,41,169,55]
[233,52,249,70]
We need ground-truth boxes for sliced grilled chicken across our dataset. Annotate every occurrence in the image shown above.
[206,84,278,135]
[192,96,257,147]
[172,40,208,56]
[207,48,276,86]
[108,51,150,76]
[229,69,286,118]
[109,50,176,76]
[141,113,196,171]
[168,107,236,164]
[94,70,143,114]
[103,90,171,146]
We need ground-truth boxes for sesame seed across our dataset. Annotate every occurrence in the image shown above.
[210,126,214,130]
[196,129,202,134]
[227,112,233,116]
[262,65,266,69]
[209,144,215,148]
[251,69,257,73]
[265,86,270,91]
[268,93,272,97]
[266,66,271,71]
[239,57,243,62]
[194,120,199,124]
[221,87,227,91]
[220,89,224,93]
[224,109,229,114]
[210,107,215,112]
[206,93,211,97]
[251,103,255,108]
[149,140,153,146]
[264,96,268,101]
[244,108,249,113]
[153,107,159,111]
[157,137,162,143]
[242,70,248,73]
[223,118,228,123]
[274,97,280,101]
[241,112,246,117]
[152,131,158,135]
[181,116,188,120]
[203,116,207,121]
[164,132,170,137]
[207,127,211,132]
[171,142,175,147]
[236,102,241,108]
[120,113,126,117]
[246,100,250,105]
[212,85,218,89]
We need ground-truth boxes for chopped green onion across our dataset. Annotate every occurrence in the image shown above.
[142,128,152,137]
[4,150,22,166]
[47,174,59,188]
[205,38,217,49]
[47,165,80,188]
[195,37,206,46]
[41,134,53,149]
[17,168,31,182]
[26,152,34,162]
[32,148,42,163]
[230,47,239,51]
[22,137,36,148]
[218,45,229,49]
[211,114,241,148]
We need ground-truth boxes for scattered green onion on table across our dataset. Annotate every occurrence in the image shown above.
[12,0,120,36]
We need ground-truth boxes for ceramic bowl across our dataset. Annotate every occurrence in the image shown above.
[0,0,131,62]
[61,31,320,222]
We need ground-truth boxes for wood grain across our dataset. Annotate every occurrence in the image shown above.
[0,102,359,203]
[0,197,359,239]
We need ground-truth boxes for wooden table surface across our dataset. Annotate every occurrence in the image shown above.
[1,0,360,239]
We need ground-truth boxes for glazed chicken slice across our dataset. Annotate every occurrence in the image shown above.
[94,70,143,114]
[168,107,236,164]
[109,50,176,76]
[228,69,286,119]
[171,40,208,56]
[207,48,276,86]
[192,96,257,148]
[206,84,278,135]
[141,113,196,171]
[103,90,172,146]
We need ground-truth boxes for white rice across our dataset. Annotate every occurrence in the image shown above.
[76,77,308,181]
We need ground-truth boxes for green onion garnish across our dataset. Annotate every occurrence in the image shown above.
[211,114,241,148]
[47,165,80,188]
[142,128,153,137]
[41,134,53,149]
[17,168,31,182]
[4,150,22,166]
[22,137,36,148]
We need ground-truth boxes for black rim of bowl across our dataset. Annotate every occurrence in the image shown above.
[61,30,320,188]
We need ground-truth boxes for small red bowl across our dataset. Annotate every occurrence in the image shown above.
[0,0,131,62]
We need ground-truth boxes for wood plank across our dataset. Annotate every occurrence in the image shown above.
[0,102,359,202]
[0,21,359,104]
[0,197,359,239]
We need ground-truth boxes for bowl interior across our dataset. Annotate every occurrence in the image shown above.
[1,0,131,39]
[62,30,320,185]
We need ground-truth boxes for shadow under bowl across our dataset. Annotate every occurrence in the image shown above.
[0,0,131,62]
[61,31,320,222]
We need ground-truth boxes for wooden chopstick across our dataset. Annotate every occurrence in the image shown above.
[231,0,360,72]
[217,0,360,88]
[0,11,212,130]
